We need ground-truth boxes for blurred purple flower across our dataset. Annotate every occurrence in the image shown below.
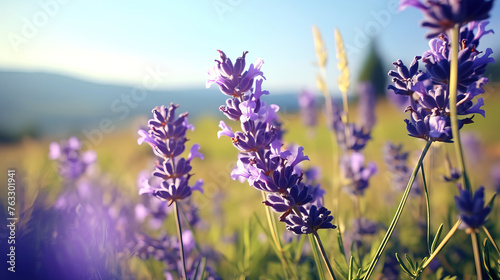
[383,142,421,193]
[49,136,96,180]
[400,0,494,38]
[444,167,461,182]
[330,101,372,151]
[343,218,381,254]
[461,131,482,164]
[490,163,500,193]
[455,185,491,229]
[341,152,377,196]
[298,89,318,127]
[357,81,377,132]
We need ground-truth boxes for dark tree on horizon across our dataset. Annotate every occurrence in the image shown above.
[357,40,387,98]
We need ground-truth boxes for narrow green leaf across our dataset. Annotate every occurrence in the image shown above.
[356,267,363,279]
[405,254,415,271]
[421,165,432,255]
[487,193,497,211]
[333,256,349,279]
[483,238,500,280]
[348,256,354,280]
[431,223,444,254]
[395,253,412,276]
[337,227,347,261]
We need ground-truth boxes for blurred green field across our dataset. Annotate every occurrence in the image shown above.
[1,93,500,279]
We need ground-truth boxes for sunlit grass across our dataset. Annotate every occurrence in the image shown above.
[1,94,499,278]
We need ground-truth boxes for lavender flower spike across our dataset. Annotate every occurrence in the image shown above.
[207,50,336,236]
[138,103,203,205]
[454,185,491,230]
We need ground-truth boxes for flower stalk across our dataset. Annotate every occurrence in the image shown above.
[313,231,336,280]
[448,23,471,192]
[471,231,484,280]
[174,201,188,280]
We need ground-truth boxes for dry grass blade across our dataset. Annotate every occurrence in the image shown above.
[312,25,328,68]
[334,29,350,94]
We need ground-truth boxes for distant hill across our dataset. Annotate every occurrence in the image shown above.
[0,71,300,140]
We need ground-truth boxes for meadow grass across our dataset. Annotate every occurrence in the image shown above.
[1,94,499,279]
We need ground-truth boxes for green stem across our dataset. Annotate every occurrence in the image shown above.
[174,201,188,280]
[309,234,326,280]
[471,231,484,280]
[313,231,337,280]
[261,192,297,279]
[421,165,431,255]
[363,141,432,280]
[422,219,461,269]
[261,192,282,250]
[448,24,471,192]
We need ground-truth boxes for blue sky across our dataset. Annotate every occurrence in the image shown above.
[1,0,499,93]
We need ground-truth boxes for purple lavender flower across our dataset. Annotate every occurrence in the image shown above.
[357,81,377,132]
[135,171,172,229]
[138,104,203,205]
[490,164,500,193]
[405,86,474,142]
[454,185,491,230]
[341,152,377,196]
[388,20,493,142]
[207,50,264,97]
[388,56,427,96]
[343,218,381,254]
[461,131,482,164]
[443,155,462,182]
[208,50,336,235]
[383,142,421,193]
[285,205,336,234]
[330,101,372,151]
[49,136,96,180]
[298,89,318,127]
[300,166,326,208]
[444,167,461,182]
[400,0,494,38]
[421,28,494,92]
[264,184,314,221]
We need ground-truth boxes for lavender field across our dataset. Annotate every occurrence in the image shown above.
[1,1,500,279]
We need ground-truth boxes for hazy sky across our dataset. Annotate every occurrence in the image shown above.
[1,0,499,93]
